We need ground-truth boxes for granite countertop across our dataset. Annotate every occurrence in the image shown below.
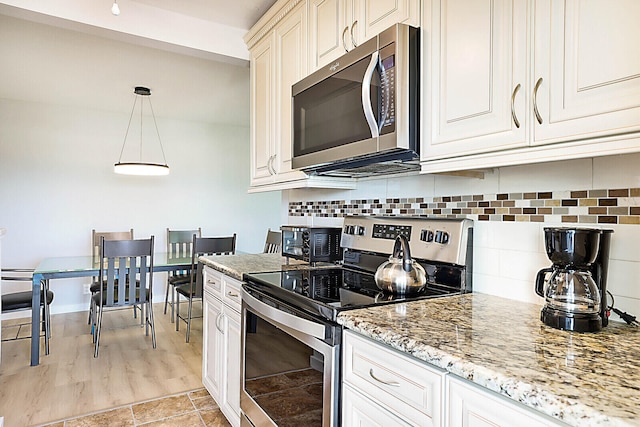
[199,252,314,281]
[337,293,640,427]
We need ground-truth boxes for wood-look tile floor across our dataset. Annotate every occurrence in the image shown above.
[0,302,223,427]
[40,388,231,427]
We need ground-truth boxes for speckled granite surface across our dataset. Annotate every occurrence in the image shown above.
[198,253,311,281]
[337,293,640,427]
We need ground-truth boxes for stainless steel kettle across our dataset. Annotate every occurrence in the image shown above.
[374,234,427,294]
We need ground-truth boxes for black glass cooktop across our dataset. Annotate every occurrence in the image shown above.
[243,267,460,322]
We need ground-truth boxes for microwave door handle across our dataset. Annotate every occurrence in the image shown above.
[362,51,380,138]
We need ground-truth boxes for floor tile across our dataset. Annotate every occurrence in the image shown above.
[138,412,204,427]
[132,394,195,424]
[199,408,231,427]
[65,407,134,427]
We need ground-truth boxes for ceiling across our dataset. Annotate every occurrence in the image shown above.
[131,0,278,30]
[0,1,279,126]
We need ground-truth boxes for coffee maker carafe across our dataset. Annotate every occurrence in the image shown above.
[535,227,613,332]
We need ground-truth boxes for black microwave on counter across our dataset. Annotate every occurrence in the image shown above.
[280,226,343,265]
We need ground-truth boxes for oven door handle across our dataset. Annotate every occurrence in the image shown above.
[242,288,327,340]
[362,51,380,138]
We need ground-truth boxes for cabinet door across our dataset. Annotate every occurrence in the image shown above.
[249,33,276,186]
[222,308,242,426]
[274,1,309,182]
[342,384,412,427]
[532,0,640,145]
[422,0,528,160]
[447,377,556,427]
[354,0,420,44]
[202,291,223,402]
[309,0,351,71]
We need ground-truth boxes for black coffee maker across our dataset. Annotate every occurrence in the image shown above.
[535,227,613,332]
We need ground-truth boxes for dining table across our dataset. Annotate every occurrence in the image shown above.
[29,253,193,366]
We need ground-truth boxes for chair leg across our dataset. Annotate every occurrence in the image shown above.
[164,280,170,315]
[94,304,104,358]
[175,292,180,332]
[186,295,193,343]
[148,301,157,349]
[170,284,175,323]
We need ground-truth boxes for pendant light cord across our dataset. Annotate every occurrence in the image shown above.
[115,90,167,166]
[117,94,139,163]
[147,96,168,165]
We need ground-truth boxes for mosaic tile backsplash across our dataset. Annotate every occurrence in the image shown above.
[288,188,640,225]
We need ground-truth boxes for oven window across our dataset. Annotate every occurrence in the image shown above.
[244,312,324,426]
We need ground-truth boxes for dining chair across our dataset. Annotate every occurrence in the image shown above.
[88,229,134,325]
[164,228,202,322]
[263,228,281,253]
[175,234,236,342]
[92,236,156,357]
[1,268,54,355]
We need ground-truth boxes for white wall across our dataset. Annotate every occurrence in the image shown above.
[286,153,640,323]
[0,16,282,314]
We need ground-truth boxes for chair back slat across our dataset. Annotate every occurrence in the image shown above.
[189,234,236,297]
[92,229,133,260]
[263,228,281,254]
[99,236,154,308]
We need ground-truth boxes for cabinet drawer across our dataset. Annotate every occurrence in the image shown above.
[343,330,444,427]
[222,275,243,313]
[203,266,223,299]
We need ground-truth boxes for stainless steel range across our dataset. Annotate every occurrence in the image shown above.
[240,216,473,427]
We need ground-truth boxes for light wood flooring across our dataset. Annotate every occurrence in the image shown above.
[0,303,205,426]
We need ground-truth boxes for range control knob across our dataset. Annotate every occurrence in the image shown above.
[344,225,355,235]
[420,229,434,242]
[434,230,450,244]
[355,225,365,236]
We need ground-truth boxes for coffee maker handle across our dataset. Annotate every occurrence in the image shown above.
[535,267,553,297]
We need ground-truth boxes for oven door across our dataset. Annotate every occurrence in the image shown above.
[241,285,340,427]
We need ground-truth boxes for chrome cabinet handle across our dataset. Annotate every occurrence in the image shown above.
[511,83,521,128]
[342,26,349,52]
[267,155,276,175]
[350,20,358,48]
[215,312,223,332]
[369,368,400,387]
[533,77,543,124]
[227,291,239,298]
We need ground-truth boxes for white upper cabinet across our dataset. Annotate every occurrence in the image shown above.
[249,3,308,188]
[249,32,276,187]
[422,0,528,159]
[421,0,640,172]
[273,2,308,182]
[309,0,420,72]
[532,0,640,145]
[245,0,357,192]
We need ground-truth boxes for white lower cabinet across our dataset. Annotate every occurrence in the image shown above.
[446,377,559,427]
[342,330,564,427]
[342,330,445,427]
[202,267,242,427]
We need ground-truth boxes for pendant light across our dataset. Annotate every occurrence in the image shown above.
[114,86,170,176]
[111,0,120,15]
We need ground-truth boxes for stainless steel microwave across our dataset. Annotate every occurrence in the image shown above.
[292,24,419,177]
